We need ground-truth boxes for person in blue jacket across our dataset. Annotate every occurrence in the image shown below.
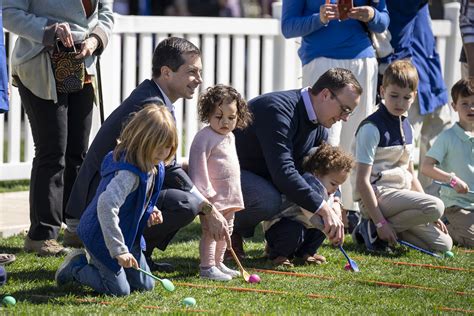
[381,0,451,189]
[55,104,177,296]
[281,0,389,215]
[0,5,8,114]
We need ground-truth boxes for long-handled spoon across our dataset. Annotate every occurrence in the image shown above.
[309,215,360,272]
[225,235,251,282]
[338,245,360,272]
[134,267,175,292]
[398,240,443,259]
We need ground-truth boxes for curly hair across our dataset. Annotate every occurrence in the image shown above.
[302,143,354,177]
[198,84,253,129]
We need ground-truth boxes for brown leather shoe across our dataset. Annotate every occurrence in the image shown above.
[24,236,70,256]
[271,256,294,267]
[63,229,83,248]
[300,253,327,265]
[224,233,246,261]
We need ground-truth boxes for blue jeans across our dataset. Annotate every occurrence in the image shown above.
[234,170,282,238]
[73,243,154,296]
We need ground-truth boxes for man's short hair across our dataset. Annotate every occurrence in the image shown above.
[382,60,419,92]
[152,37,201,78]
[311,68,363,96]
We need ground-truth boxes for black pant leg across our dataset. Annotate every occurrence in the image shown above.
[18,80,67,240]
[294,228,326,258]
[264,218,305,259]
[63,84,94,214]
[143,188,200,256]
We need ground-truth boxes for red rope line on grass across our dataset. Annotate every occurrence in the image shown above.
[174,282,339,300]
[389,261,473,272]
[352,256,472,273]
[437,306,474,313]
[253,268,473,296]
[253,268,334,280]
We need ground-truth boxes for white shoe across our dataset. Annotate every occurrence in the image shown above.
[200,266,232,281]
[217,263,240,277]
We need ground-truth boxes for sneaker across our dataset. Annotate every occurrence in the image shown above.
[55,249,87,286]
[351,222,365,245]
[358,218,389,253]
[63,229,83,248]
[200,266,232,281]
[24,236,70,256]
[217,262,240,277]
[224,233,246,261]
[346,210,361,234]
[0,253,16,265]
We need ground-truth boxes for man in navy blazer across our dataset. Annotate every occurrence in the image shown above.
[64,37,229,271]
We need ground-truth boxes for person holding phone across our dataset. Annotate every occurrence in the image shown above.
[281,0,389,229]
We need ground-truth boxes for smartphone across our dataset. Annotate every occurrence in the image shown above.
[337,0,353,20]
[55,40,81,53]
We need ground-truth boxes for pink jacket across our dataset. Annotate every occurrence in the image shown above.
[188,126,244,213]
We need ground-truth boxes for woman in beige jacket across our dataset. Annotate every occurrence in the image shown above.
[3,0,114,256]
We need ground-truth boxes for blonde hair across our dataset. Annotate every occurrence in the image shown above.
[114,104,178,172]
[382,60,419,92]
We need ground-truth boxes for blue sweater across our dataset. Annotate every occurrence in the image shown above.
[281,0,389,65]
[234,89,328,213]
[0,8,8,113]
[78,152,164,273]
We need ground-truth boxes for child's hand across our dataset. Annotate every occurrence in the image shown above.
[453,176,469,194]
[376,223,397,246]
[148,206,163,227]
[116,252,138,269]
[434,219,449,234]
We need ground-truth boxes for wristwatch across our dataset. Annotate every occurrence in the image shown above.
[200,202,213,215]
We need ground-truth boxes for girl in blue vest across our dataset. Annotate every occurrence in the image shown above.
[55,104,177,296]
[351,60,452,253]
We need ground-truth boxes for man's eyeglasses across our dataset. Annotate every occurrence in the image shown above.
[328,89,354,117]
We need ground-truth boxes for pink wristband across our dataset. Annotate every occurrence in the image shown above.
[450,177,457,188]
[375,219,388,228]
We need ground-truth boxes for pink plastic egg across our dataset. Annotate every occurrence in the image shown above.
[248,274,261,283]
[344,263,352,271]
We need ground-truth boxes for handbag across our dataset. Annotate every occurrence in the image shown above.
[50,41,85,94]
[364,0,393,58]
[370,29,394,58]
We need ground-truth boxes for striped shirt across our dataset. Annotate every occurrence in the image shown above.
[460,0,474,44]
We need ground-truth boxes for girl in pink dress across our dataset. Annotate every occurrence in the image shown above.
[188,85,252,281]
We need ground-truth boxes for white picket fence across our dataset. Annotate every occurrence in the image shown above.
[0,2,462,181]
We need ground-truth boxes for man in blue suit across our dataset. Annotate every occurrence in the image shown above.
[64,37,229,271]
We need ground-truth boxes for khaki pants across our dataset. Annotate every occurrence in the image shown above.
[360,187,453,252]
[445,206,474,248]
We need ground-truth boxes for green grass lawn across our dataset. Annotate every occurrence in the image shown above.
[0,221,472,314]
